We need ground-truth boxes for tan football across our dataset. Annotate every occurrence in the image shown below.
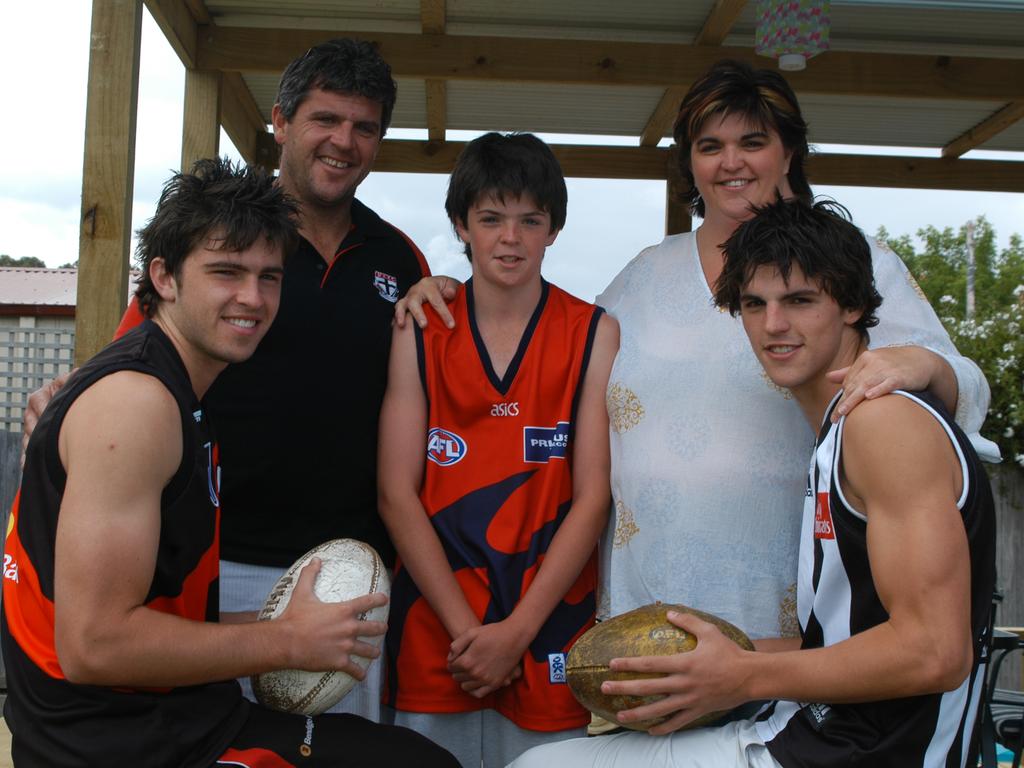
[250,539,390,715]
[566,602,754,731]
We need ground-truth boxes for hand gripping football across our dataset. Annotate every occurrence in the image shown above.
[250,539,390,715]
[566,602,754,731]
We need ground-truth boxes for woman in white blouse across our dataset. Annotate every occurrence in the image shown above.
[397,60,992,646]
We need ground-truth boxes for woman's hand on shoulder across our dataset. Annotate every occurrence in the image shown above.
[827,346,955,421]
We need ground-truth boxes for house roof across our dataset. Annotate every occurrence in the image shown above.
[0,268,138,313]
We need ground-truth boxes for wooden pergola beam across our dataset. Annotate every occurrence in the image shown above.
[640,1,748,148]
[421,1,447,143]
[196,28,1024,101]
[372,140,1024,192]
[665,146,691,235]
[695,0,748,45]
[181,69,221,170]
[942,101,1024,158]
[426,79,447,143]
[375,141,673,179]
[420,0,445,34]
[809,153,1024,192]
[182,0,211,25]
[220,71,275,169]
[640,87,687,147]
[143,0,199,67]
[77,0,143,365]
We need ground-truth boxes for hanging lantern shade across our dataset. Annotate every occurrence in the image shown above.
[755,0,831,71]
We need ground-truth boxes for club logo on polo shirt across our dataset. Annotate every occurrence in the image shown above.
[373,270,399,303]
[524,422,570,463]
[427,427,467,466]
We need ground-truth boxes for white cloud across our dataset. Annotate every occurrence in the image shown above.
[0,198,81,265]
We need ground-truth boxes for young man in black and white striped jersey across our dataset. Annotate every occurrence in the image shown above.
[510,198,996,768]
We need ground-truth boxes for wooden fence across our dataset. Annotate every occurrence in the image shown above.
[991,464,1024,691]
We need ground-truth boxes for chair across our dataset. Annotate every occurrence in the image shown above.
[984,628,1023,768]
[974,591,1024,768]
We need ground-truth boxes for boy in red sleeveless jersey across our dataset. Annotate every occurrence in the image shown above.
[378,133,619,767]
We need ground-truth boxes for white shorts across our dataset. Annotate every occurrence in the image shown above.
[219,558,385,722]
[385,707,586,768]
[507,719,783,768]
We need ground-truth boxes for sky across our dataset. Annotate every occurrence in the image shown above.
[2,3,1022,303]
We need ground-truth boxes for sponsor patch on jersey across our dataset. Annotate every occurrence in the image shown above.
[3,554,19,584]
[814,492,834,539]
[427,427,467,466]
[490,402,520,417]
[524,422,570,463]
[548,652,567,684]
[373,270,399,303]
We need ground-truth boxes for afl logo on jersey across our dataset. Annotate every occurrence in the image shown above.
[427,428,467,466]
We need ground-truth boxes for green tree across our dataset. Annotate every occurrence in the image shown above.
[0,254,46,268]
[878,217,1024,465]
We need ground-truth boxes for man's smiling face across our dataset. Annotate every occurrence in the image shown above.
[272,87,383,212]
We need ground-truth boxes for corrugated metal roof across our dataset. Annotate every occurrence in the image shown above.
[208,0,1024,52]
[214,1,1024,157]
[986,116,1024,151]
[799,94,1009,148]
[446,82,666,135]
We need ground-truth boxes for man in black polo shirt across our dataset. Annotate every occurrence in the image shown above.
[208,38,431,720]
[26,38,430,721]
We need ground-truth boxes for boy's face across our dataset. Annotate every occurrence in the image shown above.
[152,237,285,373]
[456,194,558,288]
[738,263,862,394]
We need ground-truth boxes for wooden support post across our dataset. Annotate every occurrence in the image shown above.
[76,0,143,365]
[181,69,221,170]
[665,150,691,235]
[665,181,692,235]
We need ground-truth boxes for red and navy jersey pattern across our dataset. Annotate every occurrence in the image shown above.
[1,320,246,767]
[386,280,602,732]
[758,390,996,768]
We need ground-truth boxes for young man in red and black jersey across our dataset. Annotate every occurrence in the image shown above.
[23,37,431,723]
[3,158,457,768]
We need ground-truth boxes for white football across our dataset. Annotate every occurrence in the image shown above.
[250,538,390,715]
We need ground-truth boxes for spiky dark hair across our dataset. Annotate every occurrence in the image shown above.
[134,157,299,315]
